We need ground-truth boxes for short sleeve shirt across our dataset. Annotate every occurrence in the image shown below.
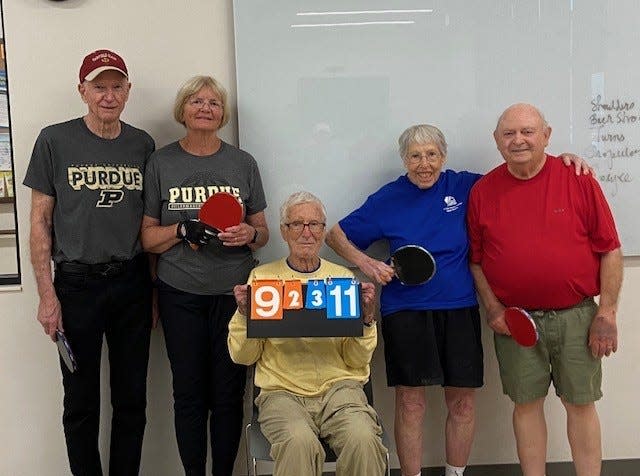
[143,141,267,295]
[23,118,155,263]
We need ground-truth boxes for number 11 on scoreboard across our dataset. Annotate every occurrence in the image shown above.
[326,278,361,319]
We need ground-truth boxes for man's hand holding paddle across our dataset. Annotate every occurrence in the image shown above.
[37,290,63,341]
[485,305,538,347]
[484,305,511,336]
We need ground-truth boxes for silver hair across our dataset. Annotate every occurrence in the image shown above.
[279,191,327,225]
[173,75,229,127]
[398,124,448,159]
[495,103,549,132]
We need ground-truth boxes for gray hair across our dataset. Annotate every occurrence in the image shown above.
[398,124,448,159]
[495,103,549,132]
[279,191,327,225]
[173,75,230,127]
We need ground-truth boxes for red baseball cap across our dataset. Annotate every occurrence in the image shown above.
[79,49,128,83]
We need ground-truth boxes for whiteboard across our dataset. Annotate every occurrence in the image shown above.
[234,0,640,260]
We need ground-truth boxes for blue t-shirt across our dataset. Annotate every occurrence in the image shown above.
[339,169,481,315]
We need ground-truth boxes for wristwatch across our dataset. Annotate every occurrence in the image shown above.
[250,227,259,244]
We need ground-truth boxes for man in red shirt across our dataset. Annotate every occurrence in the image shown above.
[467,103,622,476]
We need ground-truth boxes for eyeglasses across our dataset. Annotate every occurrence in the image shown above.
[404,151,443,165]
[187,98,223,110]
[284,221,326,234]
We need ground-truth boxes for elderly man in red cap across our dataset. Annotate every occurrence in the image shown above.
[24,49,155,476]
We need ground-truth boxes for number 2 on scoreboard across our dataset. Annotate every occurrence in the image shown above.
[283,280,303,309]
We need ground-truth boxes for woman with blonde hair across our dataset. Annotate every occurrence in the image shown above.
[141,75,269,475]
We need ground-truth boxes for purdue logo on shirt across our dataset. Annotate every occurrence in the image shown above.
[167,185,243,211]
[96,190,125,207]
[67,165,143,208]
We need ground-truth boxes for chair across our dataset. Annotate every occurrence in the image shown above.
[245,369,392,476]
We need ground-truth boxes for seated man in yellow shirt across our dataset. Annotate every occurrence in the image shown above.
[228,191,388,476]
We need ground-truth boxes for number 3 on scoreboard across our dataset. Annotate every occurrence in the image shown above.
[250,280,284,320]
[305,280,326,309]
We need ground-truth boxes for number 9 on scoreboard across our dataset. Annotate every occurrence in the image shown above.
[250,280,284,320]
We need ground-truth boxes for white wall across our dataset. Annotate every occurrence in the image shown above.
[0,1,638,475]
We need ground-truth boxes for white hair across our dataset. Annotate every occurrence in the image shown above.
[279,191,327,225]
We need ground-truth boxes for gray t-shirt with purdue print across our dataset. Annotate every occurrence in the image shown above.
[143,140,267,295]
[24,118,155,264]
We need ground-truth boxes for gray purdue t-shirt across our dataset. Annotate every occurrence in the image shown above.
[23,118,155,264]
[143,141,267,295]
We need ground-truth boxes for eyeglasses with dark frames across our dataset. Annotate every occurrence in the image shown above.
[284,221,326,234]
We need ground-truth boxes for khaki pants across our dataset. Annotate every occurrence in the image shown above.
[256,379,388,476]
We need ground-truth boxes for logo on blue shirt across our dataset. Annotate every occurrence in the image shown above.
[443,195,462,212]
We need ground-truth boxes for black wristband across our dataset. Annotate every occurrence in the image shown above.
[250,227,259,244]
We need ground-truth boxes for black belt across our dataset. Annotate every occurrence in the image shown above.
[56,256,140,277]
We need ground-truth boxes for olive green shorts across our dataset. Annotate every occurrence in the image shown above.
[494,298,602,404]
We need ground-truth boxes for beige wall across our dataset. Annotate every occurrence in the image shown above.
[0,1,638,475]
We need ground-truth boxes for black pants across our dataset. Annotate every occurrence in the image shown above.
[158,281,247,476]
[54,255,152,476]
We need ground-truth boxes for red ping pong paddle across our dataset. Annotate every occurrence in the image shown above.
[390,245,436,285]
[198,192,243,232]
[504,307,538,347]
